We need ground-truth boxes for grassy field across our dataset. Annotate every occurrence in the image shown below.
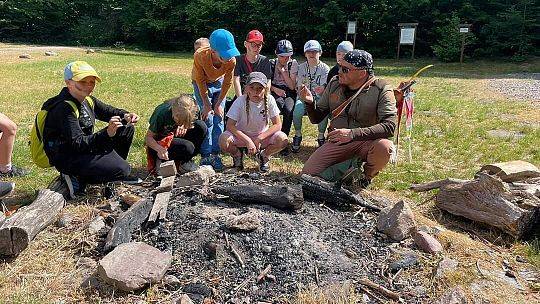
[0,44,539,303]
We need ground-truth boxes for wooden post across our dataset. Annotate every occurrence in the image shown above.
[459,24,471,64]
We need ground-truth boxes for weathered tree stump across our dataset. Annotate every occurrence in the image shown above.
[479,160,540,183]
[0,189,65,256]
[301,174,381,212]
[436,173,540,238]
[104,198,153,251]
[213,184,304,210]
[410,178,468,192]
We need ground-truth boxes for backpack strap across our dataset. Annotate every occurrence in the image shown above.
[65,100,80,118]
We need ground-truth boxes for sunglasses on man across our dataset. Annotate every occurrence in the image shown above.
[338,65,366,74]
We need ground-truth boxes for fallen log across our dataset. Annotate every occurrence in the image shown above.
[104,198,153,252]
[436,173,540,238]
[410,178,468,192]
[479,160,540,183]
[212,184,303,210]
[0,189,65,256]
[301,174,381,212]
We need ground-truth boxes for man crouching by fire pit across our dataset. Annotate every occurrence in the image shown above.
[219,72,288,172]
[299,50,396,189]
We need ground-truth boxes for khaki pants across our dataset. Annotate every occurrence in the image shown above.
[302,138,393,180]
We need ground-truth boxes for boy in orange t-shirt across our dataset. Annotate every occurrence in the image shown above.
[191,29,239,171]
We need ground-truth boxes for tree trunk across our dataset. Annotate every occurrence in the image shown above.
[104,198,153,252]
[479,160,540,183]
[213,184,304,210]
[436,173,540,238]
[0,189,65,256]
[301,174,381,212]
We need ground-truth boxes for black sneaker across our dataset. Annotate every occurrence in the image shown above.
[257,151,270,172]
[0,165,29,177]
[317,137,326,147]
[122,175,143,185]
[0,181,14,198]
[61,173,86,200]
[291,136,302,153]
[279,145,290,156]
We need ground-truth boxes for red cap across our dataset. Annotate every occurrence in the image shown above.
[246,30,264,43]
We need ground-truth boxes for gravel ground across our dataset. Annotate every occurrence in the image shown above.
[487,73,540,102]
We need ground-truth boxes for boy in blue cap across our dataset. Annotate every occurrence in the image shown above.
[192,29,239,171]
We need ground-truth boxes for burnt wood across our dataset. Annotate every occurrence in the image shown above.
[104,198,153,251]
[301,174,381,212]
[213,184,304,210]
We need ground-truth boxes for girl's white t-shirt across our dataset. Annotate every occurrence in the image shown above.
[226,94,280,137]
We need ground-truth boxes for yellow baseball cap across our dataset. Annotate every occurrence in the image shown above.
[64,61,102,83]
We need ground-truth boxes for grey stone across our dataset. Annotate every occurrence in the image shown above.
[376,200,416,241]
[435,257,458,278]
[174,294,194,304]
[486,129,525,140]
[163,274,181,287]
[56,214,73,228]
[262,246,272,253]
[437,287,468,304]
[19,53,31,59]
[97,242,172,291]
[159,161,177,177]
[86,49,95,54]
[225,212,261,232]
[291,239,300,247]
[414,231,443,254]
[177,165,215,187]
[515,255,527,263]
[44,51,58,56]
[389,251,419,272]
[88,216,106,234]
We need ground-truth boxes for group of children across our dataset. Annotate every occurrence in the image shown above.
[188,28,355,172]
[0,28,358,200]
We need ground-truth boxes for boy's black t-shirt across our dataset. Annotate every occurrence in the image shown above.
[234,54,272,92]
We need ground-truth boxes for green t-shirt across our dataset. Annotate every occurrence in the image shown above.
[148,102,177,139]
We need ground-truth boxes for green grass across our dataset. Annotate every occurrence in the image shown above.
[0,45,539,301]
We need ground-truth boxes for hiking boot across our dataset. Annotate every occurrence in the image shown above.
[200,155,213,167]
[257,151,270,173]
[0,165,29,178]
[61,173,86,200]
[122,175,143,185]
[0,181,14,198]
[178,160,199,174]
[212,154,224,172]
[291,136,302,153]
[317,137,326,147]
[232,153,244,170]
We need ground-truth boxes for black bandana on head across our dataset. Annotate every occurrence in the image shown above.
[344,50,374,75]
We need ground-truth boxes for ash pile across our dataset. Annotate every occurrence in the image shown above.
[130,164,428,303]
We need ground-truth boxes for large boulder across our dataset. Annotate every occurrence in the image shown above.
[97,242,172,291]
[376,200,416,241]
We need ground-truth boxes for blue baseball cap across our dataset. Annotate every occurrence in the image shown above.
[304,40,322,53]
[209,29,240,61]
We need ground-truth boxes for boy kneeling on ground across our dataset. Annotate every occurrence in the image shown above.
[145,94,207,174]
[42,61,141,199]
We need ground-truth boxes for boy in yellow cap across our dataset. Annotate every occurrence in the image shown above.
[41,61,141,199]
